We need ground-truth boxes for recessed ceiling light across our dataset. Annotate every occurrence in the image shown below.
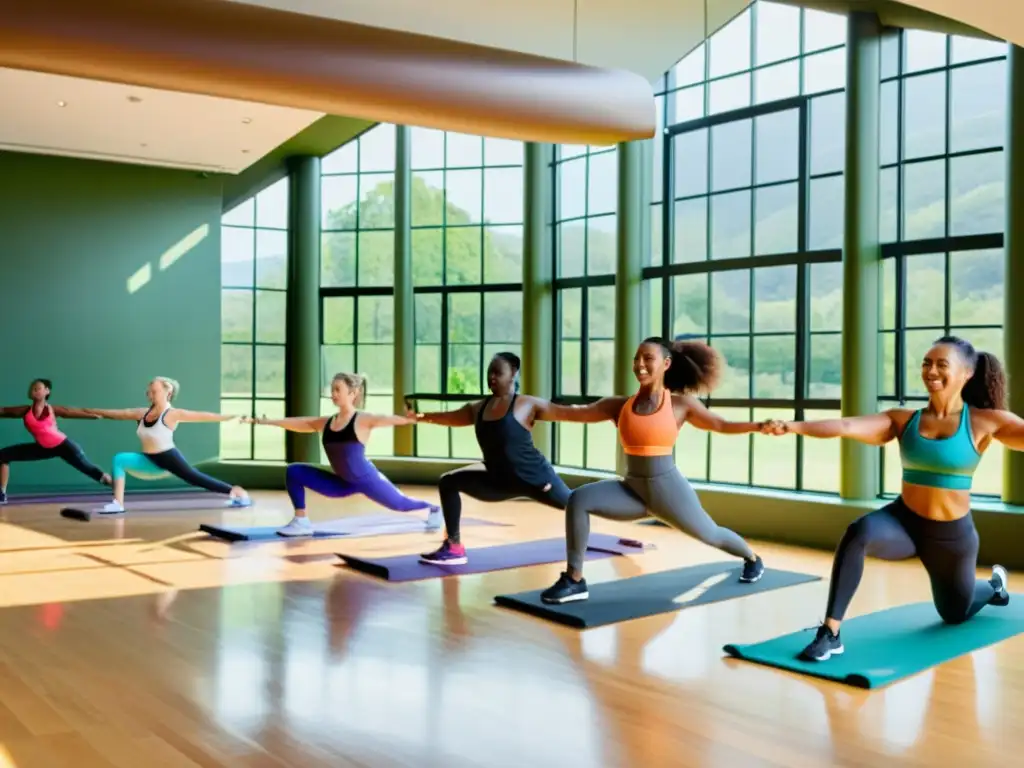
[127,96,143,103]
[56,100,67,108]
[241,117,252,124]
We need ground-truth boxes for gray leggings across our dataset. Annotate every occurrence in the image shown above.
[566,454,754,571]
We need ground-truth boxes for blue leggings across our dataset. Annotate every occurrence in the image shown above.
[112,449,234,495]
[286,463,433,512]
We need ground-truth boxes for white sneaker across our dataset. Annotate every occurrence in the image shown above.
[276,517,314,537]
[425,505,443,532]
[100,501,125,514]
[992,564,1008,592]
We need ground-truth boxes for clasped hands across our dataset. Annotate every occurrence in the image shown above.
[759,419,790,436]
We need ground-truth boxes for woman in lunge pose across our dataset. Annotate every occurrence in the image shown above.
[244,373,439,537]
[409,352,571,565]
[0,378,111,501]
[532,337,767,605]
[85,377,250,513]
[762,336,1013,662]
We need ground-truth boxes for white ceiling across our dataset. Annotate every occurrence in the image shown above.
[226,0,752,83]
[2,0,1017,176]
[0,67,323,174]
[0,0,749,176]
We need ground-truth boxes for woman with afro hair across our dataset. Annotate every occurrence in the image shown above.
[532,337,768,604]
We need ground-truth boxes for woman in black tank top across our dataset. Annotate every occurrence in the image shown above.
[410,352,570,566]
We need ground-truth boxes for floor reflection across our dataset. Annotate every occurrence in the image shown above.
[0,494,1020,766]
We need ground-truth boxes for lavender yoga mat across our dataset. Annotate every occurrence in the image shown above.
[337,533,652,582]
[60,495,242,522]
[200,514,510,542]
[12,490,218,506]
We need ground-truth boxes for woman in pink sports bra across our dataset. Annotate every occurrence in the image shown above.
[0,378,111,502]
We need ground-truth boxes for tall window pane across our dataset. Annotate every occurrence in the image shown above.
[411,130,525,459]
[221,179,289,461]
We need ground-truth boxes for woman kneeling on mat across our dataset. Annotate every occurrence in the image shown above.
[762,336,1014,662]
[85,377,250,514]
[0,378,111,501]
[531,337,767,604]
[243,373,439,537]
[409,351,572,566]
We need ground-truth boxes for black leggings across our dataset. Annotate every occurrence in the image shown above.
[0,439,107,485]
[113,448,234,495]
[438,464,571,542]
[826,498,998,624]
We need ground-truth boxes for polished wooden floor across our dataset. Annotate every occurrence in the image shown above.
[0,489,1019,767]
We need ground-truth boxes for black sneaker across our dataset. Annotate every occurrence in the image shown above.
[800,624,844,661]
[0,490,6,504]
[990,565,1010,606]
[739,556,764,583]
[540,572,588,604]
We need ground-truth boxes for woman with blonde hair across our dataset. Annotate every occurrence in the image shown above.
[85,376,250,514]
[244,372,439,537]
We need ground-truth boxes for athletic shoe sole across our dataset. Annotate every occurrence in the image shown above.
[541,591,589,605]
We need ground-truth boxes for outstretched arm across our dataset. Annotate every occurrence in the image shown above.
[530,396,625,424]
[409,401,477,428]
[166,409,238,425]
[243,415,329,433]
[82,407,148,421]
[359,413,418,429]
[988,410,1024,451]
[783,411,900,446]
[51,406,102,420]
[0,406,29,419]
[683,396,763,434]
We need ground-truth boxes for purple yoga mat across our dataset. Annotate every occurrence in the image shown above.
[337,533,651,582]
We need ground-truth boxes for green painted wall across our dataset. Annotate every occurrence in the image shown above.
[0,151,224,494]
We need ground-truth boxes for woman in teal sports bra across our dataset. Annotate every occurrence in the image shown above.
[763,336,1021,662]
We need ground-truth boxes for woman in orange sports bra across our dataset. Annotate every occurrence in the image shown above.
[529,337,767,604]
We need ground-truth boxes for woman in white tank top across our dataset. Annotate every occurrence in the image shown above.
[85,377,251,514]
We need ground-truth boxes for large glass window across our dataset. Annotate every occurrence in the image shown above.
[220,179,290,461]
[878,29,1007,496]
[643,2,846,492]
[409,129,526,458]
[552,145,619,471]
[321,124,397,457]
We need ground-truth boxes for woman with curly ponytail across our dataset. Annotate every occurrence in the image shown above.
[761,335,1020,663]
[526,336,768,605]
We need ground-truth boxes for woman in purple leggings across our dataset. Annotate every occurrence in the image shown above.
[243,373,440,537]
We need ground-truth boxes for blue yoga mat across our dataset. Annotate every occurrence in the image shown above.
[200,514,509,542]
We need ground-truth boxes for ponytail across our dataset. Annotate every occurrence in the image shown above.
[332,372,368,407]
[155,376,180,401]
[644,336,723,395]
[963,352,1006,410]
[934,336,1007,411]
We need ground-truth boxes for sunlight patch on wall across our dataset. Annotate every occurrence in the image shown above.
[127,262,152,294]
[160,223,210,271]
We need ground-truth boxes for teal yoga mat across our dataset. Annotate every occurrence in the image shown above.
[723,597,1024,689]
